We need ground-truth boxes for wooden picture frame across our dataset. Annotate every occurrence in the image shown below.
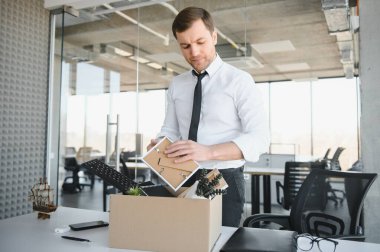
[142,137,200,191]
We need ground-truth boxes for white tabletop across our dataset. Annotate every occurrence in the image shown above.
[125,162,150,169]
[0,207,379,252]
[244,167,285,176]
[0,207,235,252]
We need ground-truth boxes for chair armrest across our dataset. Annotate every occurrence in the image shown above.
[276,181,284,206]
[243,214,291,230]
[331,235,366,242]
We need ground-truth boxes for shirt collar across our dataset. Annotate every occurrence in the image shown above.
[191,54,223,78]
[205,53,223,78]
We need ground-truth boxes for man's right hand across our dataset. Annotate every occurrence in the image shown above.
[147,138,159,151]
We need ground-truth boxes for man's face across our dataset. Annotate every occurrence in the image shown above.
[175,19,217,73]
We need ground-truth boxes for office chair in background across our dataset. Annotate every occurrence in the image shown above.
[276,161,326,210]
[329,147,345,171]
[325,147,346,205]
[276,161,313,210]
[62,156,82,193]
[62,147,95,193]
[323,148,331,160]
[244,169,377,240]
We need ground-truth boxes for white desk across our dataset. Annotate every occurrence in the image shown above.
[125,162,150,169]
[0,207,379,252]
[0,207,235,252]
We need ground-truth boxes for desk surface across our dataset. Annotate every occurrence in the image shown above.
[125,161,150,169]
[0,207,234,252]
[65,152,105,158]
[244,166,285,176]
[1,207,379,252]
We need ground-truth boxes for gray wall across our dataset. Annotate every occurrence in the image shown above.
[0,0,50,219]
[360,0,380,243]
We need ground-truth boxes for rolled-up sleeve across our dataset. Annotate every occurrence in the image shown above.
[157,83,181,141]
[232,75,270,162]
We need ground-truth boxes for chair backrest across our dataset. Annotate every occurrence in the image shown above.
[290,169,377,237]
[329,147,345,170]
[281,161,313,210]
[323,148,331,160]
[76,147,92,163]
[65,147,76,155]
[280,161,327,210]
[64,157,79,171]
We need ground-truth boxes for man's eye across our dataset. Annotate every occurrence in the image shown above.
[181,45,190,49]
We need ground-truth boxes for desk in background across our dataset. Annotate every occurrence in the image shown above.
[244,167,284,215]
[1,207,379,252]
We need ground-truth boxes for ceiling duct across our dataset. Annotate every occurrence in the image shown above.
[322,0,357,78]
[322,0,350,33]
[216,43,263,69]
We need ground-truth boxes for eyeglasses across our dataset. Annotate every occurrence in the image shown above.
[294,233,338,252]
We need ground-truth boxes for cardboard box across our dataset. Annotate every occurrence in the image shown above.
[109,191,222,252]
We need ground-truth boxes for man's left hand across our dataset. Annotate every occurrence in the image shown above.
[164,140,211,163]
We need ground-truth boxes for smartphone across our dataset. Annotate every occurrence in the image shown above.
[69,220,109,231]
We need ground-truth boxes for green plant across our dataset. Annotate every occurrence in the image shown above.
[127,186,144,196]
[196,169,227,199]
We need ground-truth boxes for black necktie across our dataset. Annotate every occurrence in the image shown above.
[188,70,207,142]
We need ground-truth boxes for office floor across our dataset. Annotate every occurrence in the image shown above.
[58,170,289,226]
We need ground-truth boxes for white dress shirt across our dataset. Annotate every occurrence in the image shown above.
[158,54,270,169]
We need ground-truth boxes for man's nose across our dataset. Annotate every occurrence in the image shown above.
[190,45,199,56]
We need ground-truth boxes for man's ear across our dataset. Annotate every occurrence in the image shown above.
[212,31,217,45]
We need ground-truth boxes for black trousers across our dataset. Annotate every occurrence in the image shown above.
[183,166,245,227]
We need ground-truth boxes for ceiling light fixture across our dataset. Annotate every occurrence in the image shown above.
[147,62,162,70]
[252,40,296,54]
[114,48,132,57]
[129,55,150,64]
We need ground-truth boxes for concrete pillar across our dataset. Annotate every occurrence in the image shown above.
[360,0,380,243]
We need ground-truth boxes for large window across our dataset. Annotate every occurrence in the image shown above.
[312,78,359,168]
[270,81,312,156]
[65,77,359,169]
[65,85,166,155]
[261,77,359,169]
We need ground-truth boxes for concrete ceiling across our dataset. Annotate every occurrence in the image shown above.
[48,0,358,91]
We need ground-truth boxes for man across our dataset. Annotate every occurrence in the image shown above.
[147,7,270,227]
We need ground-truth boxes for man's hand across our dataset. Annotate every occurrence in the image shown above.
[147,138,159,151]
[165,140,212,163]
[165,140,244,163]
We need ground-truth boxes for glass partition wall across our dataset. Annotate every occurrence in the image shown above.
[55,5,170,209]
[54,1,251,210]
[50,1,360,210]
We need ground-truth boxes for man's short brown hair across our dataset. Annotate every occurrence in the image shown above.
[172,7,214,39]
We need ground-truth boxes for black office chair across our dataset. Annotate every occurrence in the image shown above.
[62,146,95,193]
[323,148,331,160]
[324,147,346,205]
[244,169,377,240]
[276,161,326,210]
[62,157,81,193]
[329,147,345,171]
